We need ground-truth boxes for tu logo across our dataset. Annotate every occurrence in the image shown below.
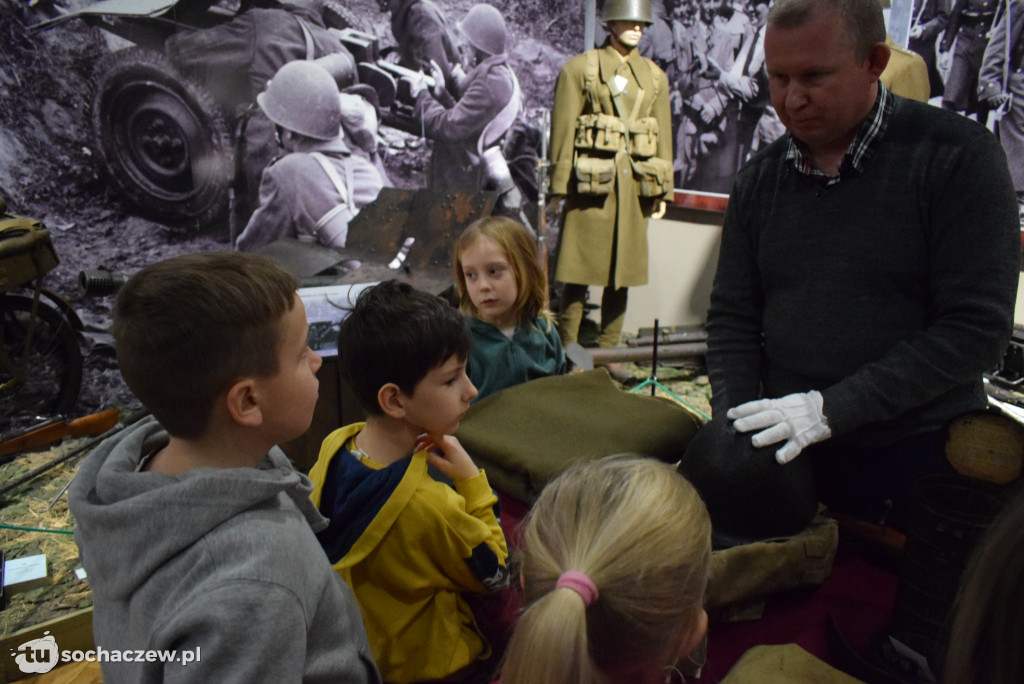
[10,631,58,674]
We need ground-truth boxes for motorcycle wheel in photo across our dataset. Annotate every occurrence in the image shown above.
[0,290,83,425]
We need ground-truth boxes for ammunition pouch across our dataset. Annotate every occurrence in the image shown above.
[629,116,660,158]
[574,154,617,195]
[632,157,672,198]
[574,113,627,153]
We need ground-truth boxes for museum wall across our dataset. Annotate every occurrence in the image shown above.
[619,208,722,332]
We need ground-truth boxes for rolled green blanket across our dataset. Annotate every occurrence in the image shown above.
[456,368,702,503]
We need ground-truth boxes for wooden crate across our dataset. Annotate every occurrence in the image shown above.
[1,608,93,683]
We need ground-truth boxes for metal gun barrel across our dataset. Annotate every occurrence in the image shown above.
[78,269,131,297]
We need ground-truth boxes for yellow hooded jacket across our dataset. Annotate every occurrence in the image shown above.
[309,423,510,683]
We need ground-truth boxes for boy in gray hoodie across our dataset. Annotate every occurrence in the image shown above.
[69,252,381,684]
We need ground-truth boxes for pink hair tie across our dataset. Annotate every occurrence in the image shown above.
[556,570,599,607]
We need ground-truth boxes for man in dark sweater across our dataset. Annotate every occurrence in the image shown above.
[705,0,1020,530]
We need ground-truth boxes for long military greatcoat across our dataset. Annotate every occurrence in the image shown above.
[549,40,673,288]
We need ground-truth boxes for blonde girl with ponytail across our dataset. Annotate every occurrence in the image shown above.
[500,455,712,684]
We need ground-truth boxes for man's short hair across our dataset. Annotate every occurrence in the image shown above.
[337,280,472,416]
[767,0,886,60]
[113,252,298,440]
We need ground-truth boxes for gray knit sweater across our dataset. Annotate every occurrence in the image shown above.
[706,95,1019,444]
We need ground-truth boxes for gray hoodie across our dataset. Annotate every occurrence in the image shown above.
[69,416,381,684]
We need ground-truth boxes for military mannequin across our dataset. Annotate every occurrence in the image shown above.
[549,0,673,349]
[235,61,383,252]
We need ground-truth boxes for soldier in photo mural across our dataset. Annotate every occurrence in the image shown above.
[549,0,673,350]
[235,61,383,252]
[379,0,466,97]
[163,0,357,225]
[979,0,1024,217]
[908,0,951,98]
[941,0,999,119]
[413,4,525,215]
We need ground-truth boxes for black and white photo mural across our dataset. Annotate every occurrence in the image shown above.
[6,0,1017,250]
[625,0,1023,211]
[0,0,584,424]
[14,0,586,240]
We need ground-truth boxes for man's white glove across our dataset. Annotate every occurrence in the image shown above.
[727,390,831,464]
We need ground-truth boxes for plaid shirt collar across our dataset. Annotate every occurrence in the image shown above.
[784,83,893,186]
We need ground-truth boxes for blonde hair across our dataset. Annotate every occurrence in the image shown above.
[453,216,551,326]
[501,455,712,684]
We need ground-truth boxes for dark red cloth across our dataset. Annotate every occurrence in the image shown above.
[490,491,900,682]
[700,545,899,681]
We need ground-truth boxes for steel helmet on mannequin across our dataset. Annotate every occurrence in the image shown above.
[257,60,341,141]
[600,0,653,24]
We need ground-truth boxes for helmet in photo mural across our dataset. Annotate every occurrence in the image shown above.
[458,4,507,55]
[257,60,341,141]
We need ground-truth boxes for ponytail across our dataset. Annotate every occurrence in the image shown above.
[500,455,712,684]
[501,588,602,684]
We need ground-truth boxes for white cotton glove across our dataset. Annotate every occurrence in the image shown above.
[727,390,831,464]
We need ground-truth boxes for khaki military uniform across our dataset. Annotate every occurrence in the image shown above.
[549,41,673,290]
[881,37,932,101]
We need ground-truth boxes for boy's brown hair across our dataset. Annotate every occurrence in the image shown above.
[113,252,298,439]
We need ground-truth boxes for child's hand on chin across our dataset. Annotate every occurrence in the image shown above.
[415,433,480,482]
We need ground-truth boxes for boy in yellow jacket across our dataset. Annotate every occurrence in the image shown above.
[308,279,510,684]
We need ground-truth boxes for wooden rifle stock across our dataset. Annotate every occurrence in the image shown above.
[0,408,120,463]
[830,511,906,552]
[0,410,147,500]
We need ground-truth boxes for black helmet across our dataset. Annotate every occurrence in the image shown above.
[678,416,818,548]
